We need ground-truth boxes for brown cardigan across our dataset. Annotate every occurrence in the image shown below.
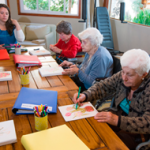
[83,71,150,134]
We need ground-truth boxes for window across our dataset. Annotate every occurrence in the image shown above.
[0,0,8,5]
[110,0,150,26]
[18,0,81,18]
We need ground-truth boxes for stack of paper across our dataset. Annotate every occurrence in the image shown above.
[29,49,51,56]
[0,120,17,146]
[21,124,90,150]
[39,66,64,77]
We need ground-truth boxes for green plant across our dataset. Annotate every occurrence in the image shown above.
[23,0,76,13]
[23,0,37,10]
[50,0,64,12]
[132,0,143,13]
[133,9,150,26]
[38,0,48,10]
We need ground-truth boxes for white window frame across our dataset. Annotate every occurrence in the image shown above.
[0,0,7,4]
[19,0,80,17]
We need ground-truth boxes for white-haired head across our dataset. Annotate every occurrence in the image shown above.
[120,49,150,76]
[78,27,103,47]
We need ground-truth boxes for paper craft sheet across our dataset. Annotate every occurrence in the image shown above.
[58,102,98,122]
[0,71,12,81]
[39,66,64,77]
[0,120,17,146]
[29,49,51,56]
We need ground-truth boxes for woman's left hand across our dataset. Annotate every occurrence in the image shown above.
[0,44,4,48]
[11,19,19,26]
[11,19,21,30]
[94,112,119,126]
[50,45,62,54]
[62,64,79,75]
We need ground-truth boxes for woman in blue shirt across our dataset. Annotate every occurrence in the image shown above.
[60,27,113,90]
[0,4,24,47]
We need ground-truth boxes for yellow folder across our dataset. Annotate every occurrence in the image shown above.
[21,124,90,150]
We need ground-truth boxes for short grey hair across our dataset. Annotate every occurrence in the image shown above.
[78,27,103,47]
[120,49,150,76]
[56,20,72,35]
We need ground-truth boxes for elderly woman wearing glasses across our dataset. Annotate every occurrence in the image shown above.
[60,27,113,91]
[73,49,150,150]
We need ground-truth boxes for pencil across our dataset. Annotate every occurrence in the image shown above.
[76,86,81,110]
[17,69,22,74]
[56,56,63,62]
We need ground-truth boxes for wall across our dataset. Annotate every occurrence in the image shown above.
[10,0,86,41]
[111,19,150,54]
[10,1,150,54]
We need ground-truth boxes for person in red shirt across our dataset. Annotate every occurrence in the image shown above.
[49,20,82,60]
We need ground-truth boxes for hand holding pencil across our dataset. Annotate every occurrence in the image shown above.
[75,86,81,109]
[72,87,86,109]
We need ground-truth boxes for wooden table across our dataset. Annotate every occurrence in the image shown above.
[0,50,129,150]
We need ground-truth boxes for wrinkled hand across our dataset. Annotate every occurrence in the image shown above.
[62,64,79,75]
[94,112,119,126]
[60,60,73,67]
[49,45,61,53]
[72,93,86,106]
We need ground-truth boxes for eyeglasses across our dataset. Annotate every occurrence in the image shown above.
[121,70,136,78]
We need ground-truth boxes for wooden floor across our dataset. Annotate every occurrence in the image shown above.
[0,50,129,150]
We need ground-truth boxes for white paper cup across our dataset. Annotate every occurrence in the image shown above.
[15,48,21,55]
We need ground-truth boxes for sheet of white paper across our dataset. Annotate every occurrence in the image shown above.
[0,120,17,146]
[58,102,98,122]
[39,66,64,77]
[0,71,12,81]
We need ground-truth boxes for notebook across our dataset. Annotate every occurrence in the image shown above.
[29,49,51,56]
[39,66,64,77]
[12,87,57,115]
[21,124,90,150]
[0,120,17,146]
[13,54,42,67]
[0,49,10,60]
[58,102,98,122]
[0,71,12,81]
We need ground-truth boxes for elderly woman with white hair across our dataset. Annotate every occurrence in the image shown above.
[60,27,113,90]
[72,49,150,150]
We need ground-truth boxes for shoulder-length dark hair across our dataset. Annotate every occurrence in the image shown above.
[0,4,15,35]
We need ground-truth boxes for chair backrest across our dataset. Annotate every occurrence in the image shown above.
[112,55,121,74]
[94,55,121,83]
[96,7,114,50]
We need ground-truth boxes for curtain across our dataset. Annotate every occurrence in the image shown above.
[87,0,104,27]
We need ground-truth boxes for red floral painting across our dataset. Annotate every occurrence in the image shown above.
[0,73,10,78]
